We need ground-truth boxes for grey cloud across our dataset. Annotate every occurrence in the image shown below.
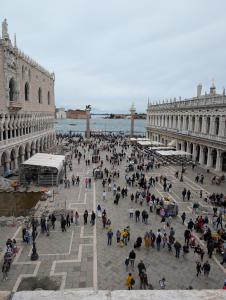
[1,0,226,112]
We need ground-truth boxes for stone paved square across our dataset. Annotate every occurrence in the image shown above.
[0,141,225,292]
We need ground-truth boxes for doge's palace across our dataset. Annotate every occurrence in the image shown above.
[0,19,55,175]
[146,83,226,173]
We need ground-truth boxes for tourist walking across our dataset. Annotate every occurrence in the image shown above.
[196,261,202,277]
[174,241,181,258]
[129,250,136,269]
[202,261,211,278]
[126,273,135,290]
[107,229,113,245]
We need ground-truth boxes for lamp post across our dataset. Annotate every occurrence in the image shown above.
[30,223,39,261]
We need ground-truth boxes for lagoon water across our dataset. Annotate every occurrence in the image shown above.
[55,118,146,134]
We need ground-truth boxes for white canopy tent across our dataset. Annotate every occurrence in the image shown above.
[20,153,65,186]
[138,140,164,146]
[156,150,191,156]
[149,146,176,151]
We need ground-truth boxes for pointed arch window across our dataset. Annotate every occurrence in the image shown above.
[25,82,29,101]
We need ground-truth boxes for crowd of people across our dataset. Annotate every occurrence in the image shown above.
[2,133,226,290]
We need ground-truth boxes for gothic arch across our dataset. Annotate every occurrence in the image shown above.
[38,87,42,104]
[25,82,29,101]
[9,78,16,101]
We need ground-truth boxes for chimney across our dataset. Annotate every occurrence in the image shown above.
[197,83,202,97]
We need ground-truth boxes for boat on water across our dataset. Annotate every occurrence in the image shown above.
[69,124,77,126]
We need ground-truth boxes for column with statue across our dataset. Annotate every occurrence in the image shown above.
[85,105,91,139]
[130,104,136,137]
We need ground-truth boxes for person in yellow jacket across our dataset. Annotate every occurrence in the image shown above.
[126,273,135,290]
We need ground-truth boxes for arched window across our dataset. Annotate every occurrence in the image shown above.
[9,78,15,101]
[199,116,202,132]
[38,88,42,104]
[22,66,25,80]
[47,91,50,105]
[206,116,210,134]
[25,82,29,101]
[215,117,219,135]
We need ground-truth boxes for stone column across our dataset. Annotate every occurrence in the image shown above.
[182,116,186,131]
[215,149,222,172]
[209,116,215,135]
[207,147,212,168]
[168,116,171,128]
[194,116,199,132]
[219,116,225,137]
[14,156,18,170]
[5,161,10,172]
[85,105,91,139]
[181,141,185,151]
[187,141,191,153]
[188,115,193,131]
[20,152,25,163]
[192,144,197,161]
[130,104,136,137]
[199,145,204,165]
[201,116,207,134]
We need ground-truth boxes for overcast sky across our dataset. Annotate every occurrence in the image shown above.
[1,0,226,113]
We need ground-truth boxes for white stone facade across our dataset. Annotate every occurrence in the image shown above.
[56,108,66,119]
[0,19,55,175]
[146,83,226,173]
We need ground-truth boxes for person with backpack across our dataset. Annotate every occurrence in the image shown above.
[196,261,202,277]
[126,273,135,290]
[125,257,130,272]
[139,270,148,289]
[129,249,136,269]
[137,260,146,275]
[202,261,211,278]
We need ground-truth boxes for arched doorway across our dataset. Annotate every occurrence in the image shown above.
[212,149,217,169]
[222,152,226,172]
[10,149,17,170]
[1,152,9,175]
[203,146,208,165]
[9,78,15,101]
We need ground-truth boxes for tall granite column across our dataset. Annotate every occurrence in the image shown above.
[85,105,91,139]
[130,104,136,138]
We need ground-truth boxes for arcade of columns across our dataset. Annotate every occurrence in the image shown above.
[147,103,226,173]
[0,112,55,175]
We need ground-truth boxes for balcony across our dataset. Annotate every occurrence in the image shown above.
[8,101,23,111]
